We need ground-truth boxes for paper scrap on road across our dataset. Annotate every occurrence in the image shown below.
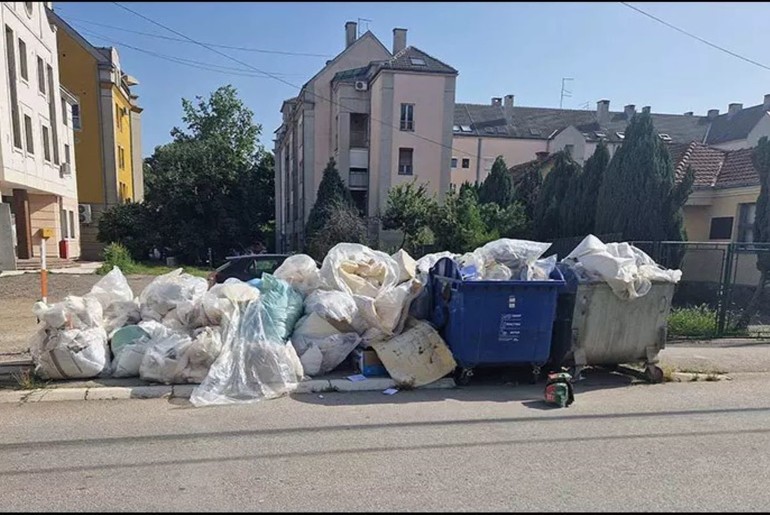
[382,388,398,395]
[347,374,367,382]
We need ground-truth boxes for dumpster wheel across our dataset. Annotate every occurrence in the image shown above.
[644,365,664,384]
[454,367,473,386]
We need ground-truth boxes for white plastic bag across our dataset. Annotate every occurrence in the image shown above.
[103,300,142,335]
[138,331,192,384]
[303,290,359,328]
[33,296,103,330]
[273,254,322,296]
[30,326,110,380]
[476,239,551,280]
[292,333,361,377]
[484,262,513,281]
[191,280,260,328]
[321,243,399,298]
[292,313,342,340]
[415,251,457,278]
[138,268,208,321]
[392,249,417,284]
[178,326,224,383]
[111,339,150,378]
[88,267,134,310]
[190,300,303,407]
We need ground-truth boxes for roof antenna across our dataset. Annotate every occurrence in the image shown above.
[357,18,372,37]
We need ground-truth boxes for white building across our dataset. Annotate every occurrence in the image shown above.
[0,1,79,270]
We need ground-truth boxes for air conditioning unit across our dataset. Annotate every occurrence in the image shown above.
[78,204,92,225]
[59,162,72,177]
[354,81,368,92]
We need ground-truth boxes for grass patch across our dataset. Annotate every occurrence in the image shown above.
[121,262,211,278]
[12,369,48,390]
[96,243,209,277]
[668,304,718,338]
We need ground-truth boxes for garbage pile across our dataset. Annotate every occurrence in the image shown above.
[27,235,682,403]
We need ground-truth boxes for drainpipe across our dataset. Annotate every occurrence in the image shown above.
[475,138,482,183]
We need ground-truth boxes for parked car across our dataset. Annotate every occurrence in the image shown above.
[207,254,321,286]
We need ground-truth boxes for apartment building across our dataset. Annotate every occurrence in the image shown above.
[275,22,457,252]
[0,1,79,271]
[48,7,143,260]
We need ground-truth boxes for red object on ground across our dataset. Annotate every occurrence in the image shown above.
[59,239,69,259]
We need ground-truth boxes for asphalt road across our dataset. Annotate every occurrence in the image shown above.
[2,376,769,512]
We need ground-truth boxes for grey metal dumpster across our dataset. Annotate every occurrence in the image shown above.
[552,265,675,383]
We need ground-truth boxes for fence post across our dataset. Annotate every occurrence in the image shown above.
[717,243,734,336]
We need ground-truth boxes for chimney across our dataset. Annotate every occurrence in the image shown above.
[707,109,720,120]
[624,104,636,119]
[728,102,743,117]
[596,99,610,124]
[504,94,514,117]
[345,21,357,48]
[764,94,770,110]
[683,111,693,116]
[641,106,651,114]
[535,151,550,162]
[392,28,407,54]
[491,97,502,107]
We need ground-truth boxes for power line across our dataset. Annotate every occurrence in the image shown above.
[76,26,304,78]
[620,2,770,72]
[111,1,480,160]
[55,12,335,58]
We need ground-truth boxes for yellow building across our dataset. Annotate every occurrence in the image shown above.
[47,9,143,259]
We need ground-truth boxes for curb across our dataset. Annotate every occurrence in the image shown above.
[0,377,457,404]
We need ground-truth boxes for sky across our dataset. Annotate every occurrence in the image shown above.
[53,2,770,158]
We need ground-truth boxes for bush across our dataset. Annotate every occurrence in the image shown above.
[668,305,718,338]
[305,203,369,261]
[98,242,137,275]
[97,202,156,261]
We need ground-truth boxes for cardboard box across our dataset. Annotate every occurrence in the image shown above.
[351,348,389,377]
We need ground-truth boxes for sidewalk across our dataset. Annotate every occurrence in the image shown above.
[661,340,770,373]
[0,261,101,278]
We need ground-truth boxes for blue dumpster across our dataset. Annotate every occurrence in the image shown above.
[430,257,565,384]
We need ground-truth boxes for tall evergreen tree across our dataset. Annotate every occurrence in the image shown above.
[513,161,544,222]
[305,157,353,240]
[594,112,694,242]
[569,142,610,236]
[533,151,580,240]
[479,156,514,207]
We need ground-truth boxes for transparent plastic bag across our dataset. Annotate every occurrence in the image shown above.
[88,266,134,310]
[103,300,142,335]
[321,243,399,298]
[189,300,303,407]
[33,296,103,330]
[273,254,322,296]
[292,333,361,377]
[303,290,358,327]
[477,239,551,279]
[138,331,192,384]
[138,268,208,321]
[30,326,110,380]
[415,251,457,278]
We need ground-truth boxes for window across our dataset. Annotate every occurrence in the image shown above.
[349,167,368,189]
[64,143,70,164]
[400,103,414,131]
[71,104,81,130]
[42,125,51,162]
[68,210,75,240]
[398,148,413,175]
[616,132,625,140]
[115,103,122,130]
[409,57,426,66]
[60,208,68,239]
[18,39,27,81]
[658,133,672,142]
[24,2,33,17]
[118,146,125,170]
[452,125,461,132]
[565,144,574,156]
[709,217,733,240]
[61,98,68,126]
[36,56,45,95]
[460,125,472,133]
[461,158,470,169]
[5,26,22,149]
[349,113,368,147]
[738,203,756,242]
[451,157,458,168]
[23,114,33,154]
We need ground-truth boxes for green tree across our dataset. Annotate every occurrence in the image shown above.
[480,202,530,240]
[737,137,770,328]
[97,201,157,260]
[431,187,496,253]
[382,180,437,254]
[569,142,610,236]
[306,203,369,261]
[141,85,272,264]
[594,112,694,243]
[479,156,514,207]
[513,161,544,223]
[305,157,354,242]
[533,151,580,240]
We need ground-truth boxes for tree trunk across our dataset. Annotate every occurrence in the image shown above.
[737,270,767,329]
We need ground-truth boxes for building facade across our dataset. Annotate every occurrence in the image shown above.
[49,7,143,260]
[275,22,456,252]
[0,1,79,270]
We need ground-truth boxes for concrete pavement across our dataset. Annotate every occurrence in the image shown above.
[661,341,770,373]
[1,375,769,511]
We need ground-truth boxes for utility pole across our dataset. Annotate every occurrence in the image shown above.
[560,78,573,109]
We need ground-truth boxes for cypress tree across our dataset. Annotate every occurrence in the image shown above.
[570,142,610,236]
[305,157,354,240]
[533,151,580,240]
[479,156,514,207]
[594,112,694,242]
